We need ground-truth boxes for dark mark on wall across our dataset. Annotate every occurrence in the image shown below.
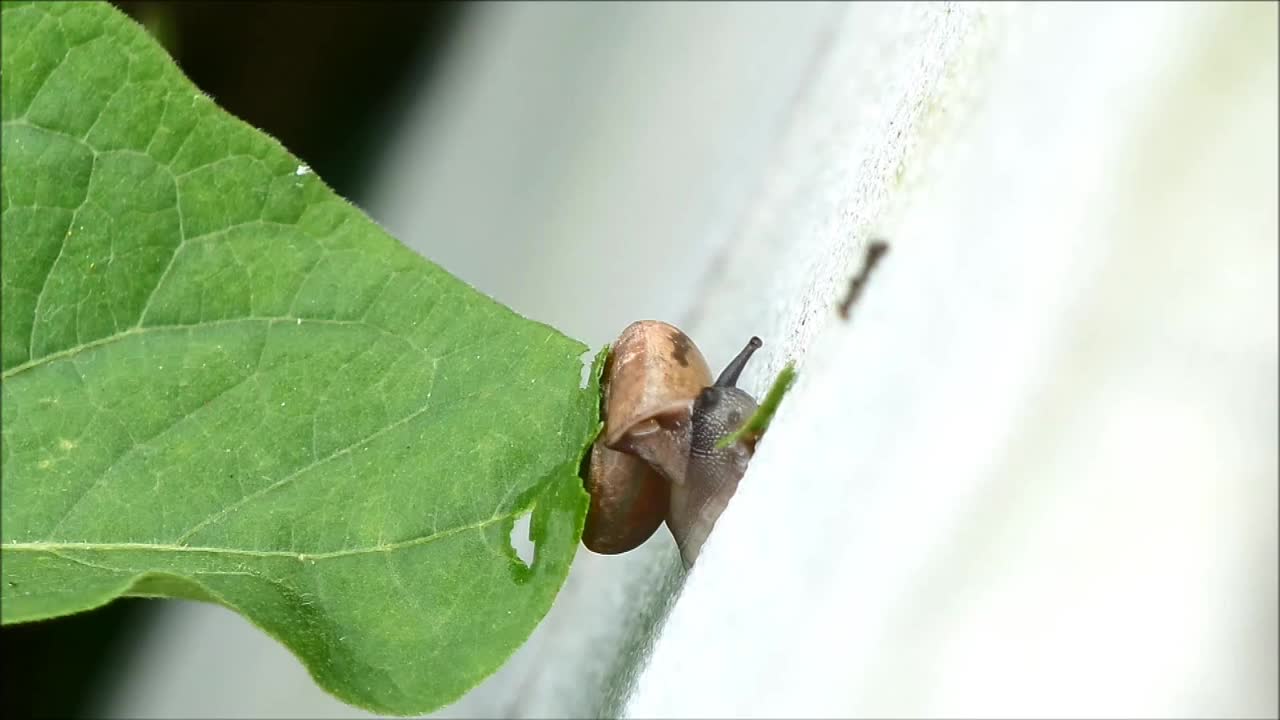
[837,240,890,320]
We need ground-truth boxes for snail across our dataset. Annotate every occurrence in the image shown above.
[582,321,763,568]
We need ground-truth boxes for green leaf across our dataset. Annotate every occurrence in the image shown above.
[0,2,600,715]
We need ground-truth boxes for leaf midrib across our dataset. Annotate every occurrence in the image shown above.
[1,507,524,562]
[0,315,420,381]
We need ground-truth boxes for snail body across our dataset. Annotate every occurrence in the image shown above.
[582,321,762,568]
[668,338,761,567]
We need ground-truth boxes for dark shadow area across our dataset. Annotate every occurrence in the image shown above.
[1,600,151,719]
[113,0,468,200]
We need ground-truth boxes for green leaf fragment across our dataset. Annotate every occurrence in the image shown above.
[717,363,798,450]
[1,2,600,715]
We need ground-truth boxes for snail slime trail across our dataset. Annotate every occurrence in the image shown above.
[582,321,767,568]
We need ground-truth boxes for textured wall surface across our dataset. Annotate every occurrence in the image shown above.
[627,3,1278,717]
[102,3,1277,718]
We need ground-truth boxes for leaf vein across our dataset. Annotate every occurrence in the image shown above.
[133,163,185,326]
[4,509,520,562]
[26,155,96,363]
[43,329,270,538]
[2,315,422,381]
[173,359,439,545]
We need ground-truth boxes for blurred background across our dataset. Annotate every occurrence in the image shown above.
[4,2,1276,718]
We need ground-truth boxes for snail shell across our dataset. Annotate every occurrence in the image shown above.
[582,321,762,568]
[582,445,670,554]
[581,321,711,554]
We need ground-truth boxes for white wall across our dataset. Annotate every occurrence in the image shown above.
[103,3,1278,717]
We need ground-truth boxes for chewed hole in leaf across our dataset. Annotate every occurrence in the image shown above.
[581,343,610,390]
[510,509,535,568]
[579,349,596,389]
